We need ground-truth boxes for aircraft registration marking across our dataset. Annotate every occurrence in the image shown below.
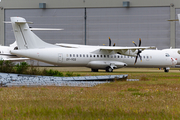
[66,58,76,61]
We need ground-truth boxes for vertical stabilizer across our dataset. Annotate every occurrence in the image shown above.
[10,17,58,49]
[178,14,180,24]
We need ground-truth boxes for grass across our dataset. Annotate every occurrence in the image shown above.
[0,67,180,119]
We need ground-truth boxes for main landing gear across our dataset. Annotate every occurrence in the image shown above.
[91,66,113,72]
[106,66,113,72]
[164,67,170,72]
[91,68,98,72]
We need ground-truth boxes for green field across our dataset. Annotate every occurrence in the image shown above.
[0,67,180,119]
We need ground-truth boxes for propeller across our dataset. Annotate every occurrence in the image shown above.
[132,38,142,64]
[109,37,115,46]
[109,37,111,46]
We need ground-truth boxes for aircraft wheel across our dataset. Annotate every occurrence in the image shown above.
[91,69,98,72]
[106,66,113,72]
[164,69,169,72]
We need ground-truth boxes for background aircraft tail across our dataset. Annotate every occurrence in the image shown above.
[10,17,58,50]
[178,14,180,24]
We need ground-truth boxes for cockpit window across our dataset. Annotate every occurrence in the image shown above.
[165,53,170,57]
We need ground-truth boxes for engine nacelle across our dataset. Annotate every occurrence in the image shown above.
[87,61,127,69]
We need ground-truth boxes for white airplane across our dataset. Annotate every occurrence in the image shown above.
[56,40,177,72]
[9,17,177,72]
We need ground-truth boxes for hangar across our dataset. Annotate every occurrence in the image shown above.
[0,0,180,50]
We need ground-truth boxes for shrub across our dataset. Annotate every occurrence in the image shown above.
[41,69,63,76]
[65,71,74,77]
[0,60,15,73]
[28,65,41,75]
[15,62,30,74]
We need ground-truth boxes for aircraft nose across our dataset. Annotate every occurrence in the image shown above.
[171,57,177,66]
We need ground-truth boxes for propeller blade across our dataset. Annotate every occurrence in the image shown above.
[138,38,141,47]
[132,41,137,47]
[134,56,138,64]
[138,54,142,62]
[109,37,111,46]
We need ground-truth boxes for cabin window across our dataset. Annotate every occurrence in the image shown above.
[121,56,123,58]
[97,55,99,57]
[114,55,116,58]
[107,55,109,58]
[104,55,106,58]
[80,54,82,57]
[101,55,103,58]
[124,56,126,58]
[73,54,75,57]
[90,55,92,57]
[70,54,72,57]
[111,55,113,58]
[118,55,120,58]
[86,55,88,57]
[94,55,96,57]
[76,54,78,57]
[165,53,170,57]
[147,56,149,59]
[83,54,85,57]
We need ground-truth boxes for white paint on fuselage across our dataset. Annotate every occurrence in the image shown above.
[162,49,180,65]
[11,47,176,69]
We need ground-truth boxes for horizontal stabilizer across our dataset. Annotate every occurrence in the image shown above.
[4,21,33,24]
[30,28,64,31]
[1,58,29,61]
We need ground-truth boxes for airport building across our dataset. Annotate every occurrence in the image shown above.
[0,0,180,49]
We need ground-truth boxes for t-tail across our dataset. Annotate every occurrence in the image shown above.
[10,17,58,50]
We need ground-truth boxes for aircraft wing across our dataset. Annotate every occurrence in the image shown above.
[1,58,30,61]
[56,43,88,48]
[56,43,156,56]
[92,46,156,56]
[0,53,29,61]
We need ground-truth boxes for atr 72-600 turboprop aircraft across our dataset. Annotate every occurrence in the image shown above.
[9,17,177,72]
[56,39,177,72]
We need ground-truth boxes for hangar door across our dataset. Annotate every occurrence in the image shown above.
[86,7,170,49]
[176,9,180,48]
[5,9,84,46]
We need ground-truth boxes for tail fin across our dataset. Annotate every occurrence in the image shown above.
[10,17,58,49]
[178,14,180,24]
